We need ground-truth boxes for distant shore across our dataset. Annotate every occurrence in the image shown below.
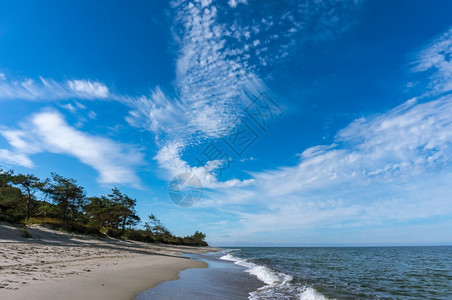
[0,222,218,300]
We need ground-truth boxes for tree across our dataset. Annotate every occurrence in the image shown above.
[108,188,140,235]
[85,195,111,229]
[10,173,47,220]
[147,214,172,242]
[46,173,86,224]
[85,188,140,235]
[0,169,25,222]
[182,231,208,246]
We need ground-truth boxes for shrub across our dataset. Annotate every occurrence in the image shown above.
[123,230,155,242]
[20,228,32,238]
[105,228,122,239]
[0,213,19,224]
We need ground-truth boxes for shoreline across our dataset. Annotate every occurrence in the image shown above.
[137,251,265,300]
[0,222,219,300]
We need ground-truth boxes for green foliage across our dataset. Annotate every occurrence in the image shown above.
[24,217,62,225]
[182,231,208,246]
[85,195,114,229]
[84,188,140,235]
[0,169,26,223]
[123,229,155,243]
[146,214,172,241]
[63,223,103,236]
[0,168,208,247]
[10,173,47,220]
[105,228,122,239]
[0,213,18,224]
[34,201,60,219]
[46,173,86,225]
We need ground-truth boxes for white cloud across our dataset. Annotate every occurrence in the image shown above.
[257,95,452,197]
[61,103,77,113]
[67,80,109,98]
[0,77,109,101]
[191,26,452,243]
[75,102,86,110]
[125,0,267,186]
[154,140,254,189]
[201,94,452,241]
[126,0,359,186]
[113,0,360,190]
[228,0,247,8]
[412,28,452,95]
[1,1,361,190]
[88,110,97,119]
[0,149,34,168]
[1,1,360,189]
[0,111,143,186]
[125,88,187,140]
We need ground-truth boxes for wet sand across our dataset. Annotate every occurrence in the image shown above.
[137,252,264,300]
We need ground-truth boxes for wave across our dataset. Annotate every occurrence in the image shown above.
[221,253,292,285]
[220,251,329,300]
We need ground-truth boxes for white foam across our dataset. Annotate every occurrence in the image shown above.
[220,253,292,285]
[220,253,238,262]
[298,286,329,300]
[221,251,330,300]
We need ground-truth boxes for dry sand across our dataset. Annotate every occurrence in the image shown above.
[0,222,218,300]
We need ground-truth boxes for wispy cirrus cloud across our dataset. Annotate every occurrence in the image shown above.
[0,111,143,186]
[124,0,359,186]
[67,80,109,98]
[0,0,361,189]
[0,149,33,168]
[412,27,452,96]
[0,75,109,101]
[196,27,452,243]
[203,95,452,243]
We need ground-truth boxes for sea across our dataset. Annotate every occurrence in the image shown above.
[136,246,452,299]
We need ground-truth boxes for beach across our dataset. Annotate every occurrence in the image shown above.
[0,222,216,300]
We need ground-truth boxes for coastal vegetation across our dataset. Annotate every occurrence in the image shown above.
[0,168,208,246]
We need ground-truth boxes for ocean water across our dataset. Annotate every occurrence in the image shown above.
[137,246,452,300]
[221,246,452,299]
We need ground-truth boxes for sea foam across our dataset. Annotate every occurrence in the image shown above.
[221,253,291,285]
[220,251,328,300]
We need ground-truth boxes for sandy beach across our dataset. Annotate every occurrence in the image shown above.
[0,222,217,300]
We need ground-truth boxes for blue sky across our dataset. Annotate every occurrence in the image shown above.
[1,0,451,246]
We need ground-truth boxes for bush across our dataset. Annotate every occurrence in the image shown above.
[0,213,19,224]
[24,218,103,237]
[105,228,122,239]
[66,223,103,236]
[123,230,155,243]
[20,228,32,238]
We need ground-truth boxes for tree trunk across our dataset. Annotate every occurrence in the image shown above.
[121,215,128,236]
[62,197,68,224]
[26,188,31,220]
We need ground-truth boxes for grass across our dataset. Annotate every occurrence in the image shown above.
[24,217,103,237]
[24,217,62,226]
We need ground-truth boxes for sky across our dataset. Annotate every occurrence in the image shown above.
[0,0,451,246]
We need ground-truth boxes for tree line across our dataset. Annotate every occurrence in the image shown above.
[0,169,207,246]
